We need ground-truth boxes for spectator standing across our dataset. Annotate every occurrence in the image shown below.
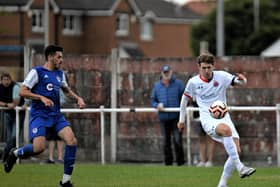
[0,73,26,162]
[43,127,64,164]
[151,65,185,166]
[43,90,66,164]
[192,100,215,167]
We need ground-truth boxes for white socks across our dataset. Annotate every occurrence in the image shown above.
[223,137,244,171]
[62,174,71,184]
[218,157,235,186]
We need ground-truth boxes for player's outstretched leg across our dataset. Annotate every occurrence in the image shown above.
[4,148,17,173]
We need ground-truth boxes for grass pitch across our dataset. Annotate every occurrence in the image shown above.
[1,163,280,187]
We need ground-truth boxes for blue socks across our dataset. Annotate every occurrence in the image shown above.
[16,144,34,158]
[64,145,77,175]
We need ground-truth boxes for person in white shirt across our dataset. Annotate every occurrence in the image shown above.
[177,53,256,187]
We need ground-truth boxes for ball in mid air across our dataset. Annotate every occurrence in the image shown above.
[209,100,228,119]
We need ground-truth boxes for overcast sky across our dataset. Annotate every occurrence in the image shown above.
[165,0,189,5]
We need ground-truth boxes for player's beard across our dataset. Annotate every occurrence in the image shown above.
[54,62,61,70]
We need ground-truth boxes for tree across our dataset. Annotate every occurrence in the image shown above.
[191,0,280,56]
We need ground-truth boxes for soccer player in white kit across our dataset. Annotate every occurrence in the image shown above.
[177,53,256,187]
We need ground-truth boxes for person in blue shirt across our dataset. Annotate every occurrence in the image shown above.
[150,65,185,166]
[3,45,86,187]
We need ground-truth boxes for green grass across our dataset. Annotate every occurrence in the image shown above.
[1,163,280,187]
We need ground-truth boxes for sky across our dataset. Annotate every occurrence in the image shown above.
[165,0,190,5]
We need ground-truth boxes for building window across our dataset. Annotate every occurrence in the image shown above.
[63,15,82,35]
[116,14,129,36]
[32,10,44,32]
[140,19,153,41]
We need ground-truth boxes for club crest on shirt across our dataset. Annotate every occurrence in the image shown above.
[46,83,54,91]
[213,81,219,87]
[32,127,38,134]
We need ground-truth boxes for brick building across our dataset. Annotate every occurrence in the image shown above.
[0,0,201,80]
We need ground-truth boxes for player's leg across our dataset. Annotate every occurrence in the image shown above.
[4,135,46,173]
[58,126,77,186]
[216,123,255,178]
[217,157,235,187]
[216,123,243,169]
[4,116,50,173]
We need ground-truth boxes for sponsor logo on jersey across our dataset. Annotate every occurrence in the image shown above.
[201,93,215,100]
[46,83,54,91]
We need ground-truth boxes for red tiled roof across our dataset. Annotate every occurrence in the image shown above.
[184,0,216,16]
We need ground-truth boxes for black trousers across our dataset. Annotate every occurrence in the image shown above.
[160,119,185,165]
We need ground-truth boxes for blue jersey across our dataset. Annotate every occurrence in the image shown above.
[23,66,67,118]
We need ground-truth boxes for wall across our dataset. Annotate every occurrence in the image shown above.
[32,54,280,165]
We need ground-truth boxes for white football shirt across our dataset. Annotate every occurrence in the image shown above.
[184,71,235,116]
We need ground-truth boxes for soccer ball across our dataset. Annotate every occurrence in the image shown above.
[209,100,228,119]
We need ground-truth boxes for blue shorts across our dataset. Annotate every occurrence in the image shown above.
[29,114,69,141]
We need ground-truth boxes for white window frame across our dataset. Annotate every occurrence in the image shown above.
[62,14,82,36]
[32,10,44,33]
[140,18,153,41]
[116,14,129,36]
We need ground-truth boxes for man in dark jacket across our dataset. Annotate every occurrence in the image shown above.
[150,65,185,166]
[0,72,26,162]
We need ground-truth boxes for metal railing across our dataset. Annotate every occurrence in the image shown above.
[1,104,280,166]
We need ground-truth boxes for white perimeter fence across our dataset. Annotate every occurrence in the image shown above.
[1,104,280,166]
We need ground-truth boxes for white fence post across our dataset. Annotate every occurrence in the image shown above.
[110,48,118,163]
[100,105,105,165]
[186,107,192,166]
[15,107,20,164]
[276,104,280,167]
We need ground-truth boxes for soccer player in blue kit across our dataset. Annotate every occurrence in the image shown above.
[4,45,85,187]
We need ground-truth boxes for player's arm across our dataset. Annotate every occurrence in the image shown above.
[20,85,54,107]
[177,94,191,132]
[61,86,85,109]
[232,73,247,86]
[19,69,54,107]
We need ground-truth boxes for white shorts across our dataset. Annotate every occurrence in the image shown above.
[200,112,239,143]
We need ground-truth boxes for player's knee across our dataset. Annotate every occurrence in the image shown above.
[223,127,232,136]
[33,144,46,154]
[66,136,77,146]
[217,123,232,137]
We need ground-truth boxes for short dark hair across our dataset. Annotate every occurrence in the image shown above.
[44,45,63,60]
[197,53,215,65]
[1,72,11,80]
